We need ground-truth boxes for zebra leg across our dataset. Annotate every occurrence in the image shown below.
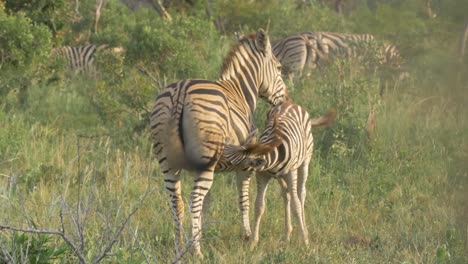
[297,159,311,240]
[251,173,270,249]
[236,171,252,240]
[286,170,309,245]
[190,170,214,258]
[163,169,185,255]
[278,177,292,243]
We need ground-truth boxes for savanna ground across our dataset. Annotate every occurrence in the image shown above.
[1,0,467,263]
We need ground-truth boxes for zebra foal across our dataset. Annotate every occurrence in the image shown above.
[150,29,288,258]
[222,99,336,247]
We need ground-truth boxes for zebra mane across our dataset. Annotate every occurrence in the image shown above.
[220,32,257,75]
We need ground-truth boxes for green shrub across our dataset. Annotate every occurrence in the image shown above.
[4,0,72,37]
[0,3,52,108]
[0,233,69,263]
[126,11,221,79]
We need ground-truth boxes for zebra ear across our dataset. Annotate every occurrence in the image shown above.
[255,29,272,57]
[234,32,244,41]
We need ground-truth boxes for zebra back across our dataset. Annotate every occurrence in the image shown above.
[316,32,404,68]
[272,33,325,78]
[52,44,109,74]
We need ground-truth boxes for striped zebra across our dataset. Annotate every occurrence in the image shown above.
[315,32,404,70]
[222,100,336,247]
[150,29,289,258]
[51,44,111,75]
[272,32,325,81]
[271,31,405,81]
[317,32,408,94]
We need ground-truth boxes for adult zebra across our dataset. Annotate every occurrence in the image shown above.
[272,32,325,81]
[150,29,288,258]
[51,44,123,75]
[314,32,404,69]
[222,99,336,247]
[272,31,405,82]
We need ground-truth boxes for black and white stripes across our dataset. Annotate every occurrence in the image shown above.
[150,29,288,258]
[51,44,109,74]
[271,31,405,80]
[222,100,335,247]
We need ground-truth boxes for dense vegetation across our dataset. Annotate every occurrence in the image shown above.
[1,0,467,263]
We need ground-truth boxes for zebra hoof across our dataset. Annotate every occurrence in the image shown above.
[249,240,259,250]
[194,250,204,259]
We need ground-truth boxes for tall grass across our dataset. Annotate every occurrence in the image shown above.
[1,1,468,262]
[1,59,467,263]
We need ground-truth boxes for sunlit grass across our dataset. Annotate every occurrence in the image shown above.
[3,66,467,263]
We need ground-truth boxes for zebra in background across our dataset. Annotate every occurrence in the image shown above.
[222,99,336,248]
[51,44,124,75]
[272,32,325,81]
[150,29,288,258]
[315,32,408,94]
[315,32,404,70]
[271,31,406,83]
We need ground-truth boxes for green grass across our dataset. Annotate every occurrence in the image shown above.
[1,1,468,261]
[1,64,467,263]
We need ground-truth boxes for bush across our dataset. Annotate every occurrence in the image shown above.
[126,11,222,79]
[0,3,52,107]
[4,0,72,37]
[0,233,69,263]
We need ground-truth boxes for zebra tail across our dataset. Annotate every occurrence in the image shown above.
[181,106,224,171]
[164,115,191,170]
[310,109,337,128]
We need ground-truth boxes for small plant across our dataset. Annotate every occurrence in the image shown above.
[0,233,69,263]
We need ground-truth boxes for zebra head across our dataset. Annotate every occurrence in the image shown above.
[252,29,289,106]
[222,105,285,172]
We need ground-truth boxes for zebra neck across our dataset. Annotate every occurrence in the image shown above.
[218,42,263,114]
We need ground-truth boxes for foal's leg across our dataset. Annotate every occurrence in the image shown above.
[251,173,270,248]
[297,158,311,237]
[287,170,309,245]
[278,176,292,242]
[236,171,252,240]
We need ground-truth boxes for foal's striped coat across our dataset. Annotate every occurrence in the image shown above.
[222,100,336,247]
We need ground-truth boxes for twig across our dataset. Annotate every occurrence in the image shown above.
[149,0,172,22]
[135,66,162,89]
[75,137,85,252]
[92,189,153,264]
[17,190,35,229]
[74,0,81,18]
[0,224,87,264]
[128,226,152,264]
[171,221,210,264]
[0,239,14,263]
[94,0,106,34]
